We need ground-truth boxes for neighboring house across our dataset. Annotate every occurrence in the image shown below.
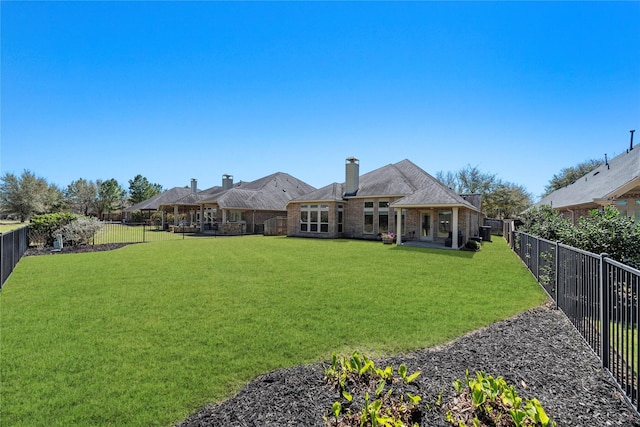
[286,158,482,249]
[154,173,316,234]
[536,143,640,224]
[123,185,195,222]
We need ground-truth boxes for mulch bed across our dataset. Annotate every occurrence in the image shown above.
[24,243,132,256]
[177,303,640,427]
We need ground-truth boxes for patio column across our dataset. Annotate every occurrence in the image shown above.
[452,207,459,249]
[173,205,179,225]
[396,208,402,245]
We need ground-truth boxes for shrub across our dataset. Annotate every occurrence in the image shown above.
[29,213,78,246]
[57,216,103,246]
[464,240,481,251]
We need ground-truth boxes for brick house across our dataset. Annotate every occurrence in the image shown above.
[286,158,482,249]
[536,142,640,224]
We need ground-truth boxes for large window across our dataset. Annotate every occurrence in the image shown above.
[229,210,244,222]
[438,210,452,238]
[378,201,389,233]
[363,201,374,234]
[300,204,329,232]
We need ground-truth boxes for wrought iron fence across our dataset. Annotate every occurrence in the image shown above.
[511,230,640,414]
[1,226,29,289]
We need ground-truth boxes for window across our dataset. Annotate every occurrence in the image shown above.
[378,201,389,233]
[229,210,244,222]
[438,210,452,238]
[337,204,343,233]
[364,201,374,234]
[300,204,329,233]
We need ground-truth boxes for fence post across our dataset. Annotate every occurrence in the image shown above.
[554,241,559,309]
[600,253,610,370]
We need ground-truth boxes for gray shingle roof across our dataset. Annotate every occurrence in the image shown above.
[290,159,478,211]
[200,172,316,211]
[124,187,193,211]
[537,147,640,209]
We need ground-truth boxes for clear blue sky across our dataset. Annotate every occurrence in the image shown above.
[2,1,639,201]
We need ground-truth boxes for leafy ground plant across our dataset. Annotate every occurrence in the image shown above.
[324,351,422,427]
[445,370,556,427]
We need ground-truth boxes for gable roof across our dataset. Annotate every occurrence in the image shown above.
[200,172,316,211]
[289,159,479,211]
[124,187,193,212]
[537,147,640,209]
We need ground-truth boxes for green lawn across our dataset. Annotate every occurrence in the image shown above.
[0,221,28,233]
[0,236,546,426]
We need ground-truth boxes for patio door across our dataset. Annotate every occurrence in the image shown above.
[421,212,432,240]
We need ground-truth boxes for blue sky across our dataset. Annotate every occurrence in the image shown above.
[2,1,639,201]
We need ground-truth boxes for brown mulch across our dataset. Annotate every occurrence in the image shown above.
[177,303,640,427]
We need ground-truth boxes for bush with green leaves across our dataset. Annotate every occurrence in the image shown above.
[324,352,422,427]
[563,206,640,265]
[520,205,640,265]
[518,205,571,242]
[57,216,103,246]
[445,371,556,427]
[28,212,78,246]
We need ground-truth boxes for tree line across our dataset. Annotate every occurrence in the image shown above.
[0,171,163,222]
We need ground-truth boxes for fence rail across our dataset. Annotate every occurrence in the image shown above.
[511,230,640,414]
[1,227,29,289]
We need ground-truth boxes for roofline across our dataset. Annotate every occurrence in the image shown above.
[391,202,481,212]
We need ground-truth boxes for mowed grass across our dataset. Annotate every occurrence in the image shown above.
[0,236,546,426]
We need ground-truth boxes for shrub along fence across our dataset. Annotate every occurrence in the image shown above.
[509,230,640,415]
[0,227,29,289]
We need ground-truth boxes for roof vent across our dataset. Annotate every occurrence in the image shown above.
[630,130,635,151]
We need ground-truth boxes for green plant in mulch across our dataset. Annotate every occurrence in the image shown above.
[324,351,422,427]
[445,371,556,427]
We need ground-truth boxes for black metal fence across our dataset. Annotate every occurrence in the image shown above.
[511,230,640,414]
[1,227,29,289]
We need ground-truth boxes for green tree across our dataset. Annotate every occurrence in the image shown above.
[0,170,51,221]
[483,182,533,219]
[128,174,163,205]
[96,179,126,220]
[436,165,531,218]
[543,158,603,196]
[66,178,98,216]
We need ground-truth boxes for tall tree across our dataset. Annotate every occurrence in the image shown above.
[436,165,497,194]
[483,182,533,219]
[543,158,603,196]
[0,170,50,221]
[128,174,163,204]
[96,179,126,220]
[66,178,98,215]
[436,165,532,218]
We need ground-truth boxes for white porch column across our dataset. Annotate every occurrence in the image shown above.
[452,207,459,249]
[173,205,179,225]
[396,208,402,245]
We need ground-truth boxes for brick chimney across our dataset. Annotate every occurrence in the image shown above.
[345,157,359,197]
